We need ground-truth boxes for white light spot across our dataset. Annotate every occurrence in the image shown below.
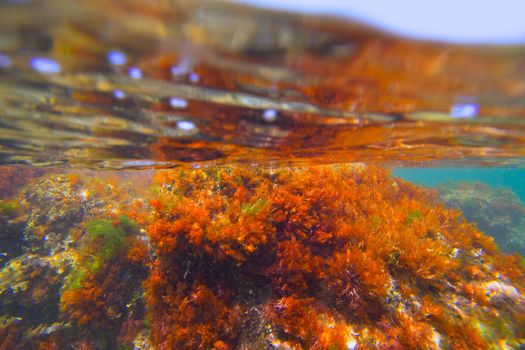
[262,109,278,122]
[346,338,357,350]
[177,120,197,131]
[128,67,143,79]
[113,90,126,99]
[450,103,478,118]
[30,57,61,74]
[107,50,127,66]
[432,330,442,347]
[189,72,200,83]
[0,54,12,68]
[169,97,188,109]
[80,190,89,201]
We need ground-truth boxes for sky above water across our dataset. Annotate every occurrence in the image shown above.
[231,0,525,44]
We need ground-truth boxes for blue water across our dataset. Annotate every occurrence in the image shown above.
[393,167,525,204]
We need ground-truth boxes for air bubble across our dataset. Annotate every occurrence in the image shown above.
[450,103,478,118]
[128,67,143,79]
[262,109,278,122]
[177,120,197,131]
[107,50,127,66]
[113,90,126,99]
[0,54,12,68]
[30,57,61,74]
[169,97,188,109]
[189,72,200,83]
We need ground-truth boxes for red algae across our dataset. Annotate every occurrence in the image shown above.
[145,164,525,349]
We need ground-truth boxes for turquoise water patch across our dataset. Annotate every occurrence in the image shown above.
[393,168,525,203]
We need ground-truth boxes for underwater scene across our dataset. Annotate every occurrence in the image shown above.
[1,1,525,349]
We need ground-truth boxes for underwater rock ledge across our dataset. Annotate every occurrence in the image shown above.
[0,165,524,349]
[438,181,525,257]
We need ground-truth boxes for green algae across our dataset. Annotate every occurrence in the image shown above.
[65,216,138,290]
[0,200,18,218]
[371,215,382,229]
[115,215,140,235]
[66,269,88,291]
[242,198,266,215]
[406,209,423,226]
[85,219,126,262]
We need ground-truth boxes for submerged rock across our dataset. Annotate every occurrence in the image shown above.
[0,165,524,349]
[438,182,525,256]
[20,175,111,255]
[145,165,525,349]
[483,280,522,302]
[0,254,69,328]
[0,200,25,267]
[0,171,150,348]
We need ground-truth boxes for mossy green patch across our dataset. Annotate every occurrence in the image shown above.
[85,219,126,262]
[0,200,18,218]
[65,216,138,290]
[65,268,88,290]
[242,198,266,216]
[371,215,382,229]
[406,209,423,226]
[116,215,139,235]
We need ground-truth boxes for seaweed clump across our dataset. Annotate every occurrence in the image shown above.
[60,215,148,348]
[146,165,525,349]
[0,170,151,348]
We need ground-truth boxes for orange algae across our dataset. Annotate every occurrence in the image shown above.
[145,164,525,349]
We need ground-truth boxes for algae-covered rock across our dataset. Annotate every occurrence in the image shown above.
[20,176,110,255]
[1,165,525,349]
[0,200,25,267]
[0,171,150,348]
[0,254,70,327]
[44,214,149,349]
[145,165,525,349]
